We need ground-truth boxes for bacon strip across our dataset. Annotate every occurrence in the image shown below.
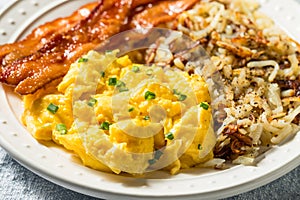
[129,0,199,29]
[0,0,198,95]
[0,2,98,61]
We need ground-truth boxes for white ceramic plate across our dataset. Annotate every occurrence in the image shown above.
[0,0,300,199]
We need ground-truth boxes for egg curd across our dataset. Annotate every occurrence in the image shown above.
[22,50,216,175]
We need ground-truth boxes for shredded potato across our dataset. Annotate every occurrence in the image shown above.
[162,0,300,164]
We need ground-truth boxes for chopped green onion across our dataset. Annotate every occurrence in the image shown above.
[118,87,129,92]
[154,150,163,160]
[199,102,209,110]
[146,68,153,76]
[56,124,67,135]
[100,71,105,78]
[100,122,111,130]
[178,94,187,101]
[144,116,150,120]
[105,50,112,53]
[165,132,174,140]
[87,97,97,107]
[173,89,187,101]
[116,80,126,88]
[47,103,59,114]
[128,107,134,112]
[78,58,88,63]
[173,89,180,95]
[132,66,140,73]
[145,91,156,100]
[148,158,156,165]
[197,144,202,150]
[108,77,117,86]
[115,80,128,92]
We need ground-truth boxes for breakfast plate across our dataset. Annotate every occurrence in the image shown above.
[0,0,300,199]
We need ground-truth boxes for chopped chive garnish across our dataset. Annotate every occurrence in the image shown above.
[199,102,209,110]
[47,103,59,114]
[100,71,105,78]
[100,121,111,130]
[165,132,174,140]
[132,66,140,73]
[128,107,134,112]
[154,150,163,160]
[78,58,88,63]
[198,144,202,150]
[146,68,153,76]
[144,116,150,120]
[116,80,126,88]
[173,89,187,101]
[108,77,117,86]
[148,158,156,165]
[105,50,112,53]
[173,89,180,95]
[145,91,156,100]
[87,97,97,107]
[56,124,67,135]
[115,80,128,92]
[118,87,129,92]
[178,94,187,101]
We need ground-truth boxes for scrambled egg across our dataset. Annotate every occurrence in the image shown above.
[22,50,216,175]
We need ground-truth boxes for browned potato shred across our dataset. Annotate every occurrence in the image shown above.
[163,0,300,165]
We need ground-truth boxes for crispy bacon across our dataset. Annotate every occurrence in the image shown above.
[0,2,99,62]
[129,0,199,29]
[0,0,198,95]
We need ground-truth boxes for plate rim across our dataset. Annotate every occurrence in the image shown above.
[0,0,300,199]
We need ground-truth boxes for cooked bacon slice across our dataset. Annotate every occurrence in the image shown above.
[129,0,199,28]
[0,0,133,94]
[0,2,98,62]
[0,0,198,95]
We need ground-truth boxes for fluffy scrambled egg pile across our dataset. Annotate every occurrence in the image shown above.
[22,50,216,175]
